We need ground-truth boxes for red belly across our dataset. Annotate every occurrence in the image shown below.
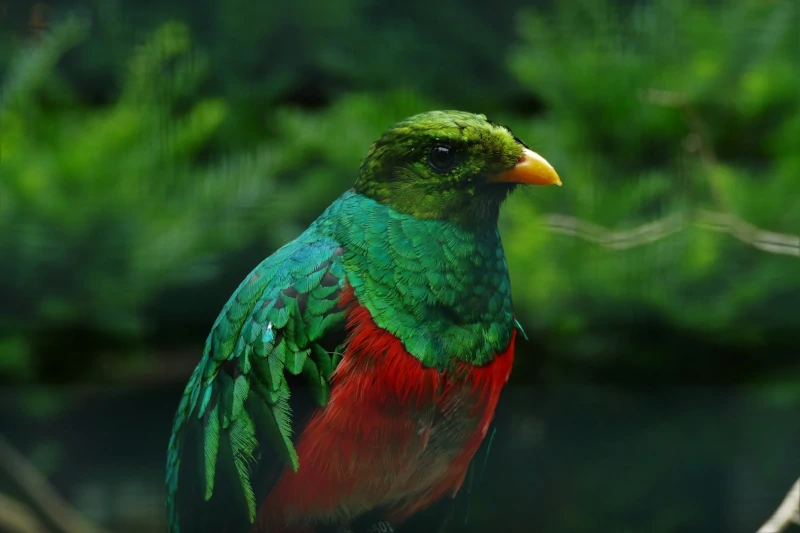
[255,287,515,532]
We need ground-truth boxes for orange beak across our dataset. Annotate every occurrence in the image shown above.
[488,148,562,186]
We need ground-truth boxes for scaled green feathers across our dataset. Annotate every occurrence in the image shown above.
[333,193,514,369]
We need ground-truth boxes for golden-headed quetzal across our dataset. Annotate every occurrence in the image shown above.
[166,110,561,533]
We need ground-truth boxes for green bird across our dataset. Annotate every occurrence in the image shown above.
[166,110,561,533]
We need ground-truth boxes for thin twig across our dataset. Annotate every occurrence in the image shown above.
[540,210,800,257]
[0,437,112,533]
[757,477,800,533]
[0,493,47,533]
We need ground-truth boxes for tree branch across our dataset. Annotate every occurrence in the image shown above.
[757,477,800,533]
[0,493,47,533]
[0,437,112,533]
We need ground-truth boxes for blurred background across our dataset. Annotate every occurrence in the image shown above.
[1,0,799,531]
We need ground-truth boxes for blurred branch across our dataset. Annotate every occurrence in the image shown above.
[637,90,716,161]
[0,438,112,533]
[0,493,47,533]
[638,87,728,208]
[638,88,689,108]
[542,210,800,256]
[757,477,800,533]
[29,3,54,36]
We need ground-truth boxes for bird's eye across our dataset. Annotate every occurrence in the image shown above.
[427,144,457,173]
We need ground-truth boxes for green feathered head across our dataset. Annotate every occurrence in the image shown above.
[354,110,561,224]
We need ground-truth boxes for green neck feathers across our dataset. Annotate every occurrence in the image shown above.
[318,191,515,369]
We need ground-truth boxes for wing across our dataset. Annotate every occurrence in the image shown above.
[166,234,347,533]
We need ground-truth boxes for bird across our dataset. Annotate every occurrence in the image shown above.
[165,110,561,533]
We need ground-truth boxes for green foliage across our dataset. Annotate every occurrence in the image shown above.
[502,0,799,364]
[0,20,294,376]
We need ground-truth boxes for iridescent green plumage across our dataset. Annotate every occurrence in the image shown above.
[166,229,347,531]
[166,110,559,533]
[333,193,514,368]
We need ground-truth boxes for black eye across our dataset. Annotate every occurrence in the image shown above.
[427,143,457,173]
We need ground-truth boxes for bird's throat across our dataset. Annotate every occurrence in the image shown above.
[323,192,516,368]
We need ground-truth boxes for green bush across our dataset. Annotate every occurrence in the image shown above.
[0,20,288,379]
[500,0,799,372]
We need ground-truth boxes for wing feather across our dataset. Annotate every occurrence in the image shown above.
[166,235,347,532]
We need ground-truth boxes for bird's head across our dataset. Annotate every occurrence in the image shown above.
[354,110,561,225]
